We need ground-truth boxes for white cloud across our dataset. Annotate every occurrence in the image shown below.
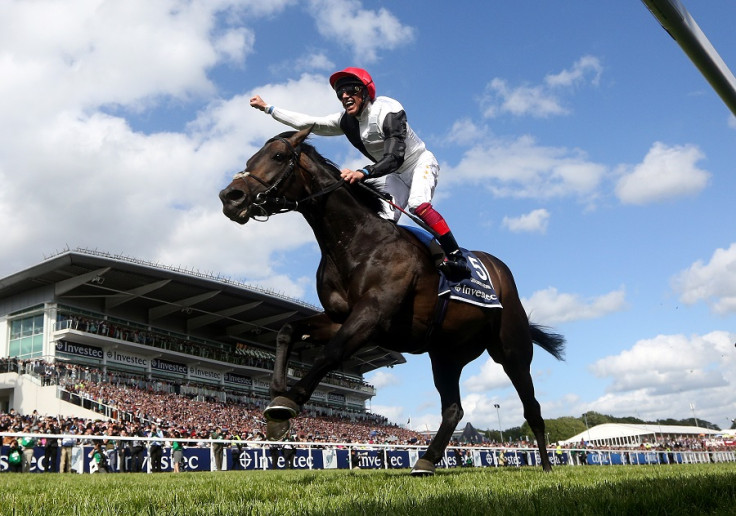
[0,1,257,123]
[522,287,627,325]
[0,4,327,297]
[306,0,414,63]
[297,52,336,72]
[728,115,736,129]
[502,209,550,234]
[268,52,336,77]
[587,331,736,425]
[366,370,401,390]
[672,243,736,314]
[458,392,528,436]
[482,56,602,118]
[545,55,603,88]
[190,73,339,146]
[464,359,513,393]
[483,79,567,118]
[442,135,606,201]
[615,142,710,204]
[214,28,255,65]
[155,208,315,292]
[445,118,487,146]
[407,413,442,433]
[370,405,408,426]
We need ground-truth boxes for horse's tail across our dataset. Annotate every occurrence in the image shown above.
[529,323,566,361]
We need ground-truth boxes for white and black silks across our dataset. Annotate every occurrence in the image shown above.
[268,96,429,180]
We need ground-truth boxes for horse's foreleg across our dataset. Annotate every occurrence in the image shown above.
[284,304,383,408]
[270,323,295,399]
[412,354,464,476]
[270,313,338,398]
[265,314,340,439]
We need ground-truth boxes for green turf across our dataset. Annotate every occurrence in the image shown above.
[1,463,735,515]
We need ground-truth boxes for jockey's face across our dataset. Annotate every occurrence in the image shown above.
[339,87,365,117]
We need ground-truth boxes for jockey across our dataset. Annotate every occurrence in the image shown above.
[250,67,468,276]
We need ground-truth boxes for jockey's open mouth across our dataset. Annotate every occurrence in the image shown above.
[341,96,360,115]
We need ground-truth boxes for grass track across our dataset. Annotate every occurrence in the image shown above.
[1,463,735,515]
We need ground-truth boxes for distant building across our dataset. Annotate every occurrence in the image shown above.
[0,248,404,417]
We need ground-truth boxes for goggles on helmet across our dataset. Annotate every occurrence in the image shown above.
[335,83,364,99]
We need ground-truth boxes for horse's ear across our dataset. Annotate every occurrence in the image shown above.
[290,125,313,147]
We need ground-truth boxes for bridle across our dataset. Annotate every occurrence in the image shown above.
[230,136,434,233]
[231,136,344,221]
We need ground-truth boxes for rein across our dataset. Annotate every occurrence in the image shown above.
[232,137,344,221]
[355,182,440,238]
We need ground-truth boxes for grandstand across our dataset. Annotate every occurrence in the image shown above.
[0,248,405,420]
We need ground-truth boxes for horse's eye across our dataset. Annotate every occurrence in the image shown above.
[273,152,286,162]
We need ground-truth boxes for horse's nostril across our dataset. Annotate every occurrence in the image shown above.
[223,189,245,203]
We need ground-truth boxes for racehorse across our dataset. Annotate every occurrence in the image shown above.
[219,127,565,475]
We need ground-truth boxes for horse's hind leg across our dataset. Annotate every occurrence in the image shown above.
[496,325,553,471]
[504,364,552,470]
[412,353,465,476]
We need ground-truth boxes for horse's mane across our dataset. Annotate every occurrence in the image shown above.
[271,131,386,216]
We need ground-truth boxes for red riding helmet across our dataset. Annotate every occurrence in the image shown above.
[329,67,376,101]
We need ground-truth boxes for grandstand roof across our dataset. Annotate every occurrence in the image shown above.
[560,423,721,445]
[0,248,405,374]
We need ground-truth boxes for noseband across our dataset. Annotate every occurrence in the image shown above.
[232,137,345,221]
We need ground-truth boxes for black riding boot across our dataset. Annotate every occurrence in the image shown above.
[437,232,470,277]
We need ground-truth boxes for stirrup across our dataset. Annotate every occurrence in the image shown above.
[439,254,470,277]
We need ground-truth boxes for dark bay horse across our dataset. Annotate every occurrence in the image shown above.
[219,127,565,475]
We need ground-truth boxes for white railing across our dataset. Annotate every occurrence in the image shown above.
[2,431,734,474]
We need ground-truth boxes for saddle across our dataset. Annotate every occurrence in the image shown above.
[400,226,502,310]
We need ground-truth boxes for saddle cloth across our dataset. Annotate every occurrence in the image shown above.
[438,249,502,309]
[400,226,502,309]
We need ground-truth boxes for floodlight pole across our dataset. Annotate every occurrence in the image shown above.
[641,0,736,117]
[494,404,504,443]
[583,412,591,441]
[690,403,700,427]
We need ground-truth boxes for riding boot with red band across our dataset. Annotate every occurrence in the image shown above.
[414,203,469,276]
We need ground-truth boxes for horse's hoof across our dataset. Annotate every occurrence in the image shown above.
[410,458,435,476]
[266,419,292,441]
[264,396,299,422]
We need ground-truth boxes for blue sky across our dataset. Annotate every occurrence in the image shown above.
[1,1,735,433]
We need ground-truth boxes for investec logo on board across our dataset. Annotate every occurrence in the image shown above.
[55,341,104,359]
[151,359,188,375]
[189,366,221,381]
[224,373,252,386]
[106,350,147,367]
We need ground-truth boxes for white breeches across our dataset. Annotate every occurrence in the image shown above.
[366,151,439,222]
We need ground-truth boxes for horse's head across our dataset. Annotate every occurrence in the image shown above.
[219,127,312,224]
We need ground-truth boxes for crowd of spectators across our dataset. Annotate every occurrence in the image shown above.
[61,379,420,445]
[2,353,381,420]
[1,358,423,449]
[557,436,733,453]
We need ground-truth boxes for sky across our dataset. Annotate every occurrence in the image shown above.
[1,0,735,434]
